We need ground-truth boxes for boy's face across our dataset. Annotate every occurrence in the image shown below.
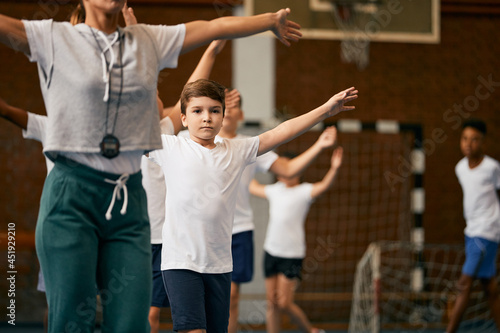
[460,126,484,159]
[181,96,224,143]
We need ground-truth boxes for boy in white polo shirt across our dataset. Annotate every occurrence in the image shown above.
[149,79,357,332]
[447,119,500,333]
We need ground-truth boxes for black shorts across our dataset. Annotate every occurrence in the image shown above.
[162,269,231,332]
[231,231,254,283]
[264,251,303,280]
[151,244,170,307]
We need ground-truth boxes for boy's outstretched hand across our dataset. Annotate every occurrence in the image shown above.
[122,2,137,26]
[272,8,302,46]
[324,87,358,118]
[315,126,338,150]
[331,146,343,170]
[225,89,241,110]
[207,39,227,56]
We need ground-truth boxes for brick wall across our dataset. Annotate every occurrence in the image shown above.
[0,1,499,325]
[275,13,500,245]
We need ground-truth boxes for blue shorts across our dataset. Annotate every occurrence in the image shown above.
[151,244,169,308]
[462,236,499,279]
[162,269,231,332]
[264,251,303,280]
[232,231,254,283]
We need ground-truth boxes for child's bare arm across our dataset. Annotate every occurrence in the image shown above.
[310,147,343,199]
[270,126,337,178]
[225,88,241,110]
[0,97,28,130]
[0,14,29,54]
[249,179,267,198]
[258,87,357,156]
[121,3,138,27]
[186,40,227,84]
[182,8,301,54]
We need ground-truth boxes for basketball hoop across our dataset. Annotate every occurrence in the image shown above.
[330,0,380,70]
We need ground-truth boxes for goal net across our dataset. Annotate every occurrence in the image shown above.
[349,241,500,332]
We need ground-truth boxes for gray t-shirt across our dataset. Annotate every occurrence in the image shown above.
[23,20,185,163]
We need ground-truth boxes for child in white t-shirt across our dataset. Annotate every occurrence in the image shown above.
[447,119,500,333]
[249,132,343,333]
[144,39,227,333]
[149,80,356,332]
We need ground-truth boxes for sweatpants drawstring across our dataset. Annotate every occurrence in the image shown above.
[104,174,129,220]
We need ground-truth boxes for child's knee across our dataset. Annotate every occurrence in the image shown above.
[276,297,292,312]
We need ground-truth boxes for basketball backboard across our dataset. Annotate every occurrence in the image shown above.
[246,0,440,44]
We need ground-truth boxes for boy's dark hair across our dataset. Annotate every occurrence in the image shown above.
[180,79,226,115]
[462,118,487,135]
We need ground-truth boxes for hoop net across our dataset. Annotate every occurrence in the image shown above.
[330,1,377,70]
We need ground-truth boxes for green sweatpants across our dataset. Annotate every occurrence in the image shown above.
[36,157,151,333]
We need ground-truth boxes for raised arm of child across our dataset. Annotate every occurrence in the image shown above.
[258,87,357,156]
[162,39,228,134]
[249,178,267,199]
[270,126,337,178]
[182,8,301,54]
[0,96,28,130]
[249,143,343,200]
[121,3,137,26]
[310,146,343,198]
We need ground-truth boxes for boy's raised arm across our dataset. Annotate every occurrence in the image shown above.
[270,126,337,178]
[310,146,343,199]
[182,8,301,54]
[0,14,29,54]
[258,87,357,156]
[249,179,267,199]
[122,3,138,26]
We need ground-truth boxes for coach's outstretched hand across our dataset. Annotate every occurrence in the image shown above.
[272,8,302,47]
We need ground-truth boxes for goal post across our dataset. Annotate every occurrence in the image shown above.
[349,242,382,333]
[349,241,500,333]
